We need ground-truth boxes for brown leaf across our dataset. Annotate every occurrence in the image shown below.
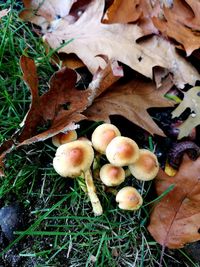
[148,155,200,249]
[0,56,90,175]
[24,0,169,79]
[103,0,141,24]
[21,0,200,88]
[18,56,89,142]
[84,76,174,136]
[153,0,200,56]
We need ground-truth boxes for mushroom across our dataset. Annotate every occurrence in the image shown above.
[99,164,125,187]
[128,149,159,181]
[106,136,139,167]
[91,123,121,154]
[53,140,103,216]
[52,130,77,147]
[116,186,143,211]
[168,141,200,169]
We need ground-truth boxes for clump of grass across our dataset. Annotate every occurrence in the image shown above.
[0,1,197,267]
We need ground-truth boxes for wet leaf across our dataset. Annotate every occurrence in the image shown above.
[148,155,200,249]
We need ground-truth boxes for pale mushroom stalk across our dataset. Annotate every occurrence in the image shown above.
[84,169,103,216]
[53,140,103,216]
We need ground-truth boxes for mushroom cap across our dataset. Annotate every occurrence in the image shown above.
[91,123,121,154]
[99,164,125,187]
[52,130,77,147]
[128,149,159,181]
[106,136,139,167]
[53,140,94,177]
[116,186,143,211]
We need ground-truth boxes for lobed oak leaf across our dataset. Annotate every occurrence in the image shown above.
[153,0,200,56]
[84,76,174,136]
[172,86,200,139]
[0,56,89,175]
[103,0,141,24]
[148,155,200,249]
[140,36,200,89]
[28,0,168,79]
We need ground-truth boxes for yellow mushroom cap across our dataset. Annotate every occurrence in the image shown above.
[99,164,125,187]
[106,136,139,167]
[91,123,121,154]
[116,186,143,211]
[128,149,159,181]
[52,130,77,147]
[53,140,94,177]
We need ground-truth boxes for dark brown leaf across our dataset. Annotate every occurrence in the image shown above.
[148,155,200,249]
[85,77,174,136]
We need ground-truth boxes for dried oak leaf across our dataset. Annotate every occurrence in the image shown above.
[153,0,200,56]
[23,0,168,79]
[21,0,200,88]
[103,0,141,24]
[148,155,200,249]
[0,56,88,175]
[84,76,174,136]
[20,0,78,32]
[139,36,200,89]
[172,86,200,139]
[18,55,88,144]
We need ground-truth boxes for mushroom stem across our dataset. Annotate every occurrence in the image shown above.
[84,169,103,216]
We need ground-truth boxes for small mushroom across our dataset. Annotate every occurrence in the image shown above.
[99,164,125,186]
[52,130,77,147]
[116,186,143,211]
[91,123,121,154]
[106,136,139,167]
[128,149,159,181]
[168,141,200,169]
[53,140,103,216]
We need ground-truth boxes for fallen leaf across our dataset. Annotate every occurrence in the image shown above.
[148,155,200,249]
[18,55,89,142]
[140,36,200,89]
[0,56,90,175]
[171,86,200,139]
[103,0,141,24]
[21,0,200,88]
[153,0,200,56]
[23,0,169,79]
[84,76,174,136]
[20,0,77,32]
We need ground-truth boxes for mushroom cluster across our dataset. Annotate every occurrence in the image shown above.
[52,124,159,215]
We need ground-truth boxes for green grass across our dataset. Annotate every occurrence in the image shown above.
[0,1,198,267]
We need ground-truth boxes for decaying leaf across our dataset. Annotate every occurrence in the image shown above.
[0,56,89,175]
[103,0,141,24]
[85,76,174,136]
[19,55,89,142]
[148,155,200,249]
[172,86,200,139]
[153,0,200,56]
